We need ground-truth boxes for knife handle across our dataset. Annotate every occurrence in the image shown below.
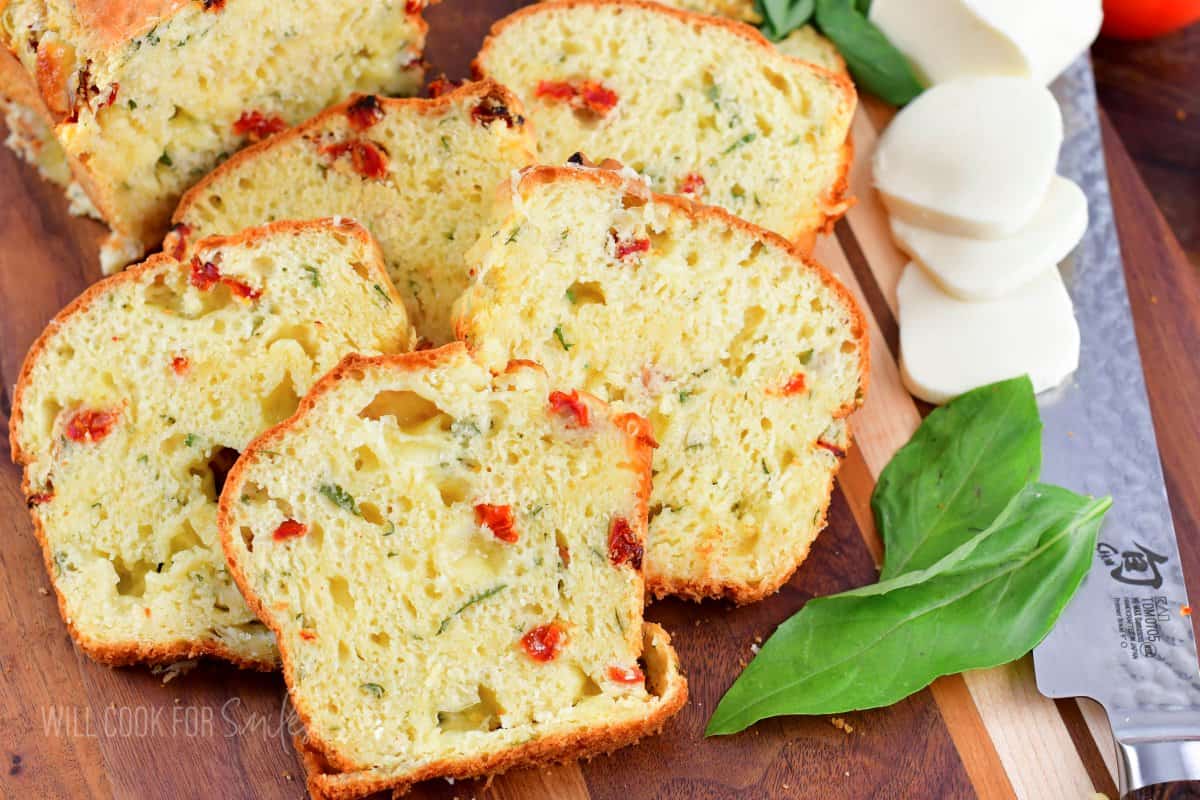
[1118,739,1200,797]
[1124,783,1200,799]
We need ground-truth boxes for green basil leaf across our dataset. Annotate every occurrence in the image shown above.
[874,376,1041,580]
[756,0,814,41]
[706,484,1110,734]
[854,0,871,12]
[813,0,923,106]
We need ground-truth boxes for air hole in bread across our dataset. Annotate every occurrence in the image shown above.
[437,684,503,732]
[261,373,300,425]
[369,630,391,649]
[358,501,384,525]
[841,339,857,354]
[240,480,269,504]
[349,261,371,282]
[761,66,789,95]
[754,113,774,138]
[329,576,355,611]
[566,280,605,306]
[437,475,471,507]
[359,390,453,434]
[307,521,326,549]
[569,665,604,704]
[113,555,155,597]
[239,526,255,553]
[208,446,240,497]
[555,530,571,567]
[267,324,321,361]
[168,520,204,557]
[353,444,382,473]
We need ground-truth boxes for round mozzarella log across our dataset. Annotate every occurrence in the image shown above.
[873,77,1063,239]
[889,176,1088,301]
[898,262,1080,404]
[870,0,1102,87]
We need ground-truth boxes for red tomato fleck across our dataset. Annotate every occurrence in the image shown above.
[608,517,643,570]
[777,373,807,395]
[190,256,221,290]
[405,0,423,12]
[471,93,522,128]
[612,231,650,261]
[475,503,518,543]
[557,543,571,566]
[299,629,317,641]
[171,356,190,375]
[426,76,463,98]
[27,491,54,507]
[223,277,262,300]
[319,140,389,179]
[202,0,226,10]
[102,82,119,108]
[678,172,705,197]
[272,519,308,542]
[817,439,846,458]
[521,623,565,662]
[607,664,644,684]
[233,110,287,142]
[346,95,384,130]
[144,607,151,617]
[549,390,590,428]
[1184,605,1193,617]
[167,222,191,260]
[535,79,618,117]
[65,409,118,443]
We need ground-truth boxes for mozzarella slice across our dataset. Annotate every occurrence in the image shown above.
[890,176,1088,301]
[873,77,1062,239]
[870,0,1102,86]
[898,262,1079,404]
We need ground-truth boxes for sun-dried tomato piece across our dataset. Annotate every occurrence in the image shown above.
[678,172,705,197]
[549,390,589,428]
[65,409,118,443]
[272,519,308,542]
[233,110,287,142]
[608,517,643,570]
[166,222,191,260]
[27,490,54,507]
[611,231,650,261]
[319,140,390,179]
[190,256,220,290]
[521,623,565,662]
[557,543,571,566]
[405,0,424,12]
[202,0,226,10]
[426,76,464,98]
[776,373,807,396]
[346,95,384,130]
[299,629,317,641]
[817,439,846,458]
[171,356,190,375]
[475,503,517,543]
[471,93,522,128]
[101,82,119,109]
[224,277,262,300]
[607,664,644,684]
[534,79,618,117]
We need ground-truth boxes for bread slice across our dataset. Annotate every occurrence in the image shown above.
[453,166,868,603]
[0,46,97,217]
[168,81,536,345]
[0,0,429,272]
[8,219,414,668]
[218,344,687,798]
[473,0,855,249]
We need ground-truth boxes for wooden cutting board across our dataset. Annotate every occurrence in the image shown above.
[2,4,1199,798]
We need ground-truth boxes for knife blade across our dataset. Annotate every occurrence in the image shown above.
[1032,59,1200,796]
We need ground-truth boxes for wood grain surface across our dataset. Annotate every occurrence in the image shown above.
[2,6,1199,799]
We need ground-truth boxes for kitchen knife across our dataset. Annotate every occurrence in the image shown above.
[1032,60,1200,797]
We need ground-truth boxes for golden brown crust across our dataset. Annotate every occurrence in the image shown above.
[470,0,858,245]
[293,623,687,800]
[168,79,535,254]
[8,217,396,671]
[72,0,190,50]
[218,344,683,795]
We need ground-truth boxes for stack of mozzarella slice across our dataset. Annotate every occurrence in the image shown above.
[873,76,1086,405]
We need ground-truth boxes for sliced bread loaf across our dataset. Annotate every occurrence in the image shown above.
[8,219,413,668]
[218,344,686,797]
[168,81,536,345]
[0,0,429,272]
[473,0,855,249]
[453,166,868,603]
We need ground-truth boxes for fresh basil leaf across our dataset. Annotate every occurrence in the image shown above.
[874,376,1041,580]
[706,484,1110,734]
[813,0,923,106]
[755,0,814,42]
[854,0,871,12]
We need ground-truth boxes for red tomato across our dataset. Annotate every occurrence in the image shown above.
[1102,0,1200,39]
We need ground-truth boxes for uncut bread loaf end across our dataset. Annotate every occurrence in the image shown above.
[219,344,686,799]
[454,166,868,603]
[168,80,536,345]
[0,0,430,272]
[473,0,855,250]
[9,219,414,668]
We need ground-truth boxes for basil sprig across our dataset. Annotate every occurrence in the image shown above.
[706,377,1112,735]
[754,0,924,106]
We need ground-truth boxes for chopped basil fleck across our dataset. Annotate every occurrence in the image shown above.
[319,483,359,515]
[798,348,814,365]
[722,133,757,155]
[303,266,320,288]
[373,284,392,304]
[553,325,573,351]
[437,584,507,634]
[360,683,385,698]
